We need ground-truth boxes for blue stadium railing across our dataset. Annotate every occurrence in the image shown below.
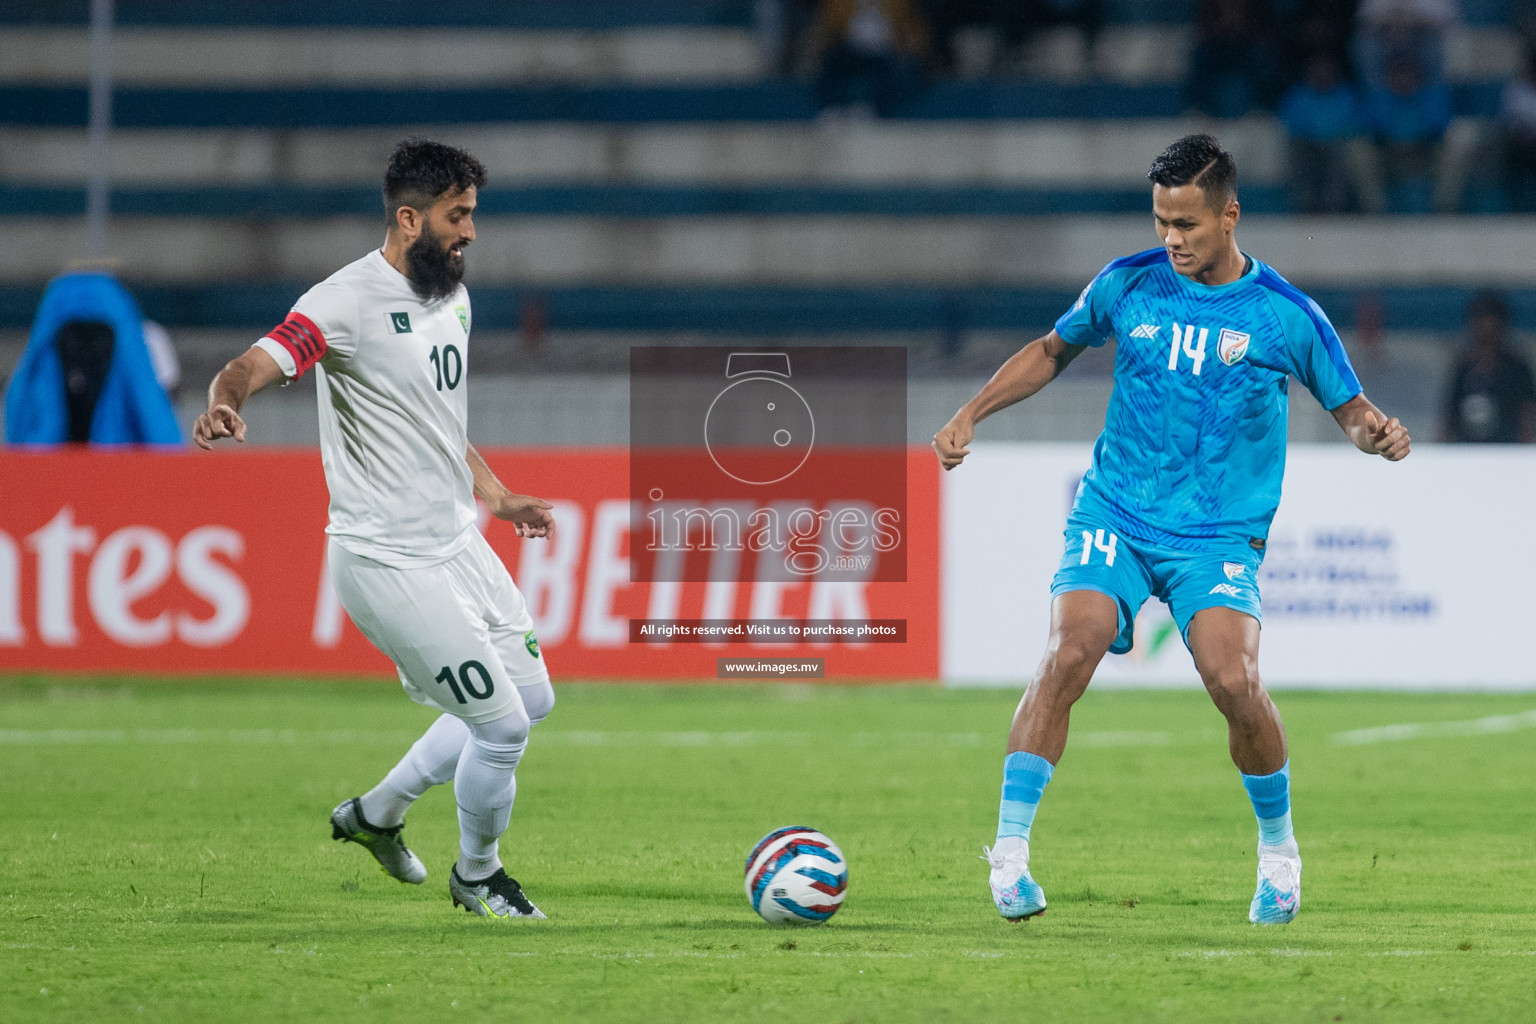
[1,0,1517,28]
[0,184,1298,218]
[1,283,1531,335]
[2,81,1506,126]
[1,1,758,29]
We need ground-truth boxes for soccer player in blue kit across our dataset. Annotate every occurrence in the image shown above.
[933,135,1412,924]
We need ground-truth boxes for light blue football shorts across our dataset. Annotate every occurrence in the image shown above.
[1049,507,1265,656]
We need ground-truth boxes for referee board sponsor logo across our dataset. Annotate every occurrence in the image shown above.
[0,507,249,649]
[386,312,412,334]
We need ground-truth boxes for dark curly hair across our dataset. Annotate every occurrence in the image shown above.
[1147,134,1237,213]
[382,138,487,227]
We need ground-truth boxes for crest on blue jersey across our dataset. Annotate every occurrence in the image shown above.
[1218,328,1250,365]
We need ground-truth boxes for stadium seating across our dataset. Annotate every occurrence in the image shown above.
[1,0,1531,445]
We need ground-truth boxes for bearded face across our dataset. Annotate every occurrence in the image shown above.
[404,218,468,302]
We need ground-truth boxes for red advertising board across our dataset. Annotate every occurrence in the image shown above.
[0,449,939,680]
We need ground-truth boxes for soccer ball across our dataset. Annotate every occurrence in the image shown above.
[744,826,848,925]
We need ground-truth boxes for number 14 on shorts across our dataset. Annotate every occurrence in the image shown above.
[1079,529,1118,567]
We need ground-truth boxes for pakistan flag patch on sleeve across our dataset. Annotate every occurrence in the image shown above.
[524,631,541,659]
[386,311,412,334]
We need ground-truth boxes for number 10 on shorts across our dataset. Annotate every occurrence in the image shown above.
[435,660,496,704]
[1079,529,1118,567]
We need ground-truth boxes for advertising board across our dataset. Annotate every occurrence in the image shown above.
[942,443,1536,689]
[0,449,940,680]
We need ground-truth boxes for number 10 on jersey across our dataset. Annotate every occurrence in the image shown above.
[429,345,463,390]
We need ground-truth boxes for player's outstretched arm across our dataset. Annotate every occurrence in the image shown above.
[466,443,556,539]
[193,346,287,450]
[1330,393,1411,461]
[932,330,1087,470]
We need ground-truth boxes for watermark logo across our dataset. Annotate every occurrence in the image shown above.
[705,352,815,485]
[630,346,907,584]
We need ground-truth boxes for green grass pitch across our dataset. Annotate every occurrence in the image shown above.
[2,678,1534,1023]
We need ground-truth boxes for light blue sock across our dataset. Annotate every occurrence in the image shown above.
[1241,760,1294,846]
[997,751,1054,841]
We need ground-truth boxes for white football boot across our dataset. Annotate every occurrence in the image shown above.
[1249,836,1301,924]
[329,797,427,885]
[449,866,547,919]
[983,836,1047,921]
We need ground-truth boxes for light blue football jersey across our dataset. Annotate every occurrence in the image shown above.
[1054,247,1362,550]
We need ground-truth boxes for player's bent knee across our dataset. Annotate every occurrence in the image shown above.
[517,679,555,727]
[1202,666,1264,712]
[470,706,531,752]
[1043,631,1110,683]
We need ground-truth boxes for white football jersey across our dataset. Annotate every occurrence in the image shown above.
[255,248,476,567]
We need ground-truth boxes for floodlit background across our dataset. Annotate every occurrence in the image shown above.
[5,0,1533,446]
[3,10,1535,1022]
[2,0,1534,686]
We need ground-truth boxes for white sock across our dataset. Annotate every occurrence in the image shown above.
[991,835,1028,858]
[454,707,530,880]
[359,713,469,828]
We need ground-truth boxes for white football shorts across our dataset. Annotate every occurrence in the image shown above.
[327,532,550,724]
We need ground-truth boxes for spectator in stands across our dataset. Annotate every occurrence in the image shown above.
[1500,47,1536,212]
[4,266,182,446]
[1279,51,1367,213]
[1441,291,1536,443]
[1186,0,1278,118]
[1272,0,1358,86]
[984,0,1104,77]
[813,0,929,117]
[1353,0,1457,91]
[1358,54,1452,212]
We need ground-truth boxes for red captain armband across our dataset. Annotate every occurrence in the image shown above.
[264,312,327,378]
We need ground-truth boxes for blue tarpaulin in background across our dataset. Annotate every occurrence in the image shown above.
[5,270,182,446]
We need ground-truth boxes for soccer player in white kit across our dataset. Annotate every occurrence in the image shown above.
[194,139,554,919]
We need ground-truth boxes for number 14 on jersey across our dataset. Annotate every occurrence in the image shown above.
[1167,323,1207,376]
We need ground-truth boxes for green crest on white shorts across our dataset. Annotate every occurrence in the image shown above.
[524,630,541,659]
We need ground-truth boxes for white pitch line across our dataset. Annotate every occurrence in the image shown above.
[0,727,1183,749]
[542,729,1172,748]
[1331,709,1536,746]
[0,728,418,745]
[145,946,1536,962]
[1073,730,1171,748]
